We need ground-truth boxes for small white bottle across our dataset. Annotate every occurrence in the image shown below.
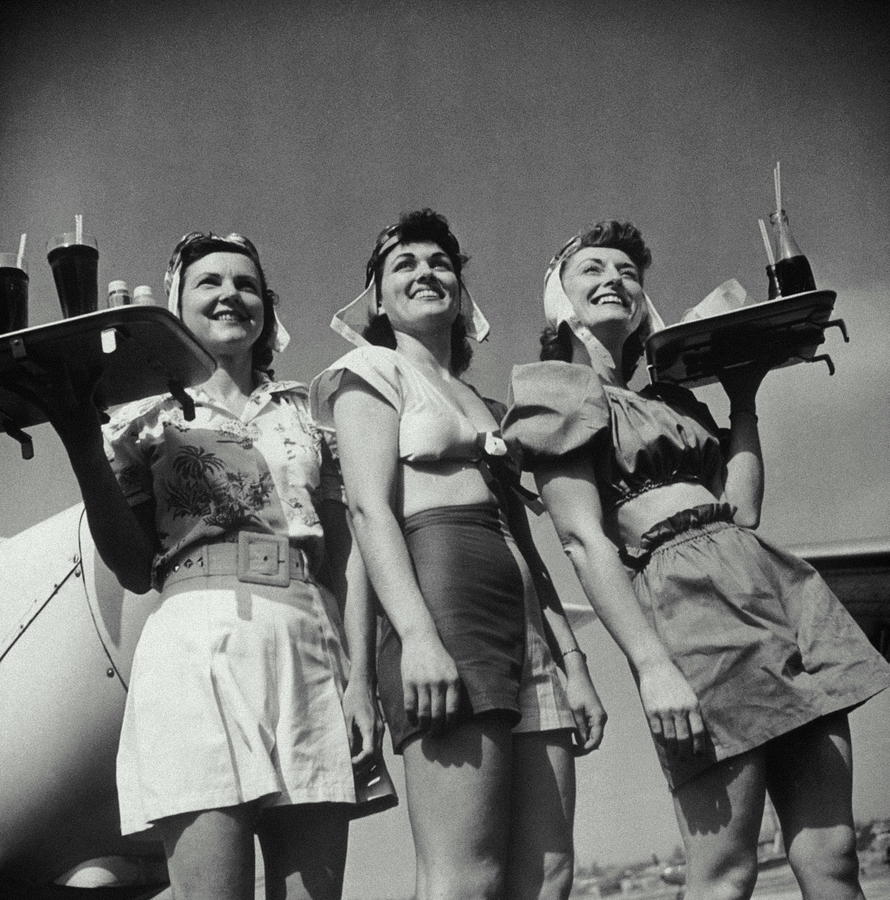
[106,280,132,308]
[132,285,157,306]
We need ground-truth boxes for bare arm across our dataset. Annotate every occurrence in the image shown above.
[6,361,157,592]
[535,455,705,755]
[504,490,606,753]
[319,494,382,765]
[717,361,771,528]
[332,375,460,734]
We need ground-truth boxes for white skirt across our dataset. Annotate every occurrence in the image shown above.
[116,574,355,835]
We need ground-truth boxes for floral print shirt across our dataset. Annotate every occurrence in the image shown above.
[103,374,338,587]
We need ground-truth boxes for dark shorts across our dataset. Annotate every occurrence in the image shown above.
[377,503,526,752]
[628,504,890,790]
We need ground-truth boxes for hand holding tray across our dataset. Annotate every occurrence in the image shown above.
[0,305,215,458]
[644,290,848,388]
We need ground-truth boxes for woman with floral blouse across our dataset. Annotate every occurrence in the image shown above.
[17,232,373,900]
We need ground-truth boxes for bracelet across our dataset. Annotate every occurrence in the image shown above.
[729,408,758,423]
[560,647,587,663]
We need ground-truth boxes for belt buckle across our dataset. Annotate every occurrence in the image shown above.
[237,532,290,586]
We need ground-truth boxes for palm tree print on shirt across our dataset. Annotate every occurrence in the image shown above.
[165,444,274,529]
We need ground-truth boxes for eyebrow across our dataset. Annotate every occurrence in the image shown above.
[389,249,452,265]
[575,255,637,270]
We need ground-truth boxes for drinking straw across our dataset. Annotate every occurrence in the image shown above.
[773,161,782,216]
[75,213,82,244]
[17,233,26,269]
[758,219,775,266]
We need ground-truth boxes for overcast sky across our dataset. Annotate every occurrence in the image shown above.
[2,1,888,895]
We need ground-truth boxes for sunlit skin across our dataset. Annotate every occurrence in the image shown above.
[179,251,265,364]
[377,241,460,341]
[560,246,646,356]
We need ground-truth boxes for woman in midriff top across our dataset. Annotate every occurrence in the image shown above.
[503,220,890,900]
[311,209,605,900]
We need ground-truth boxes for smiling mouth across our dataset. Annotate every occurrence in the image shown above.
[411,289,443,300]
[211,310,250,322]
[592,292,625,306]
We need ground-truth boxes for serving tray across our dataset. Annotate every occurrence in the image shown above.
[0,305,215,457]
[645,290,847,388]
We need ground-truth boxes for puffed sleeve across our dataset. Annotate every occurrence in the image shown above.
[309,345,404,430]
[501,361,611,469]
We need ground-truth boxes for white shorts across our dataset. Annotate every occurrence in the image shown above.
[116,575,355,835]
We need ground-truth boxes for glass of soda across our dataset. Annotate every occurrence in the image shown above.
[0,252,29,333]
[46,232,99,318]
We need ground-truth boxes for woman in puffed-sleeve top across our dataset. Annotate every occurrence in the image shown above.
[502,220,890,900]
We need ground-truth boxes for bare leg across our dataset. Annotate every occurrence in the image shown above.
[255,803,349,900]
[507,730,576,900]
[671,750,766,900]
[158,804,258,900]
[402,716,513,900]
[765,713,863,900]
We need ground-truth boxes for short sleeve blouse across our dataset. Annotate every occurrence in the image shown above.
[103,375,337,584]
[310,345,484,464]
[502,361,726,510]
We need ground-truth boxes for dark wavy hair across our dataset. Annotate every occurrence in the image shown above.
[363,209,473,375]
[540,220,652,382]
[173,234,278,375]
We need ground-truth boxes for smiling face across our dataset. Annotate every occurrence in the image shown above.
[560,245,646,339]
[179,251,265,361]
[377,240,460,337]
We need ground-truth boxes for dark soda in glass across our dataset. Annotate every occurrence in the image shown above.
[0,264,29,332]
[772,255,816,297]
[47,240,99,317]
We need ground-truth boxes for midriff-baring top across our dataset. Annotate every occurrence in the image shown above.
[502,361,727,511]
[311,345,501,465]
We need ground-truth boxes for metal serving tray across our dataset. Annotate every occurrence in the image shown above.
[645,290,847,388]
[0,305,215,457]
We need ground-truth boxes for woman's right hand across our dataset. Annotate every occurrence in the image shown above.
[637,660,705,757]
[400,630,462,735]
[342,675,384,767]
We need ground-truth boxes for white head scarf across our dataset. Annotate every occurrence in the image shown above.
[164,232,290,356]
[330,224,490,348]
[543,232,665,381]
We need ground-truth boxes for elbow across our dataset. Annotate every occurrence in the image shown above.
[107,556,154,595]
[118,571,153,595]
[732,506,761,529]
[345,497,388,536]
[559,531,597,571]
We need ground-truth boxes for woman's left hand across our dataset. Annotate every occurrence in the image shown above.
[564,659,607,755]
[716,355,774,410]
[342,675,384,767]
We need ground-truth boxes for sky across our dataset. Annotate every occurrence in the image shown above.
[1,0,888,896]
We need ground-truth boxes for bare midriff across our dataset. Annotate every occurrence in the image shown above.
[399,459,498,520]
[615,481,721,548]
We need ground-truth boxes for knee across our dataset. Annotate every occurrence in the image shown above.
[686,856,758,900]
[788,826,860,887]
[422,856,505,900]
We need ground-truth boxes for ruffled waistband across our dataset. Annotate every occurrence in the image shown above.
[620,503,736,571]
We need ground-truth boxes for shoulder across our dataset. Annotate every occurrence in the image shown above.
[103,392,178,441]
[502,362,611,466]
[309,345,405,427]
[255,378,311,410]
